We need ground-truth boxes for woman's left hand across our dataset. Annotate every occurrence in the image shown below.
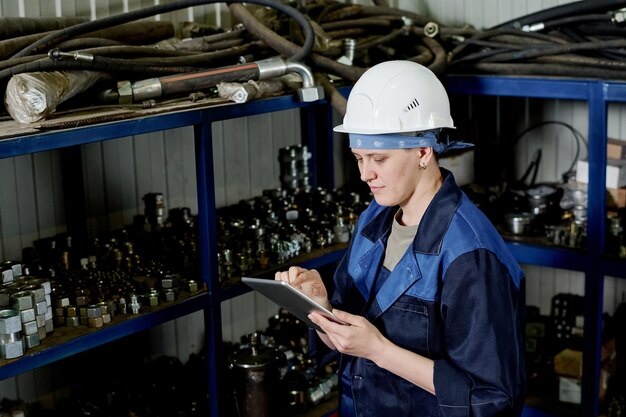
[308,309,388,363]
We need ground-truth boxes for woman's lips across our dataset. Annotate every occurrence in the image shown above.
[369,185,383,193]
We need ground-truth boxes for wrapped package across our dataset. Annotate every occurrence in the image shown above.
[4,70,104,123]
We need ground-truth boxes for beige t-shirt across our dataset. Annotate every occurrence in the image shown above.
[383,210,418,271]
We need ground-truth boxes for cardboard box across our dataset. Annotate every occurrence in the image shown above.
[555,339,616,404]
[608,138,626,160]
[558,364,614,404]
[576,159,626,189]
[607,187,626,209]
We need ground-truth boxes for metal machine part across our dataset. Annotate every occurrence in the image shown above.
[228,333,287,417]
[102,56,324,104]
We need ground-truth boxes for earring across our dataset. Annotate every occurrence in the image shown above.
[419,162,427,170]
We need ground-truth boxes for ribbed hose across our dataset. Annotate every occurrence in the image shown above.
[491,0,626,30]
[229,3,366,82]
[12,0,315,62]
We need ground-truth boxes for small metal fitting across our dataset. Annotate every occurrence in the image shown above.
[66,305,79,318]
[130,294,140,315]
[55,296,70,308]
[612,8,626,23]
[161,273,179,289]
[45,318,54,333]
[88,316,104,328]
[0,309,21,334]
[1,268,13,284]
[0,336,24,359]
[144,290,159,307]
[22,320,38,336]
[35,314,46,328]
[22,284,45,303]
[34,300,48,315]
[38,324,47,340]
[24,332,40,349]
[423,21,440,38]
[29,278,52,295]
[65,316,80,327]
[187,280,198,293]
[85,305,102,319]
[48,48,94,62]
[162,288,176,303]
[10,291,33,311]
[19,308,36,323]
[118,297,127,314]
[102,313,112,324]
[75,295,89,306]
[0,288,11,307]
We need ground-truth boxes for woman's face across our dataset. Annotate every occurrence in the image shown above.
[352,147,423,207]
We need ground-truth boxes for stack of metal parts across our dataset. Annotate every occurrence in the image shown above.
[0,193,201,360]
[279,145,311,190]
[216,186,367,282]
[0,262,53,359]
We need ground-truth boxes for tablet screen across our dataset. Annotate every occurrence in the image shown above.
[242,277,348,331]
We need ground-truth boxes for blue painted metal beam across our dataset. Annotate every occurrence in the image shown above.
[0,292,208,381]
[506,243,586,271]
[446,75,591,100]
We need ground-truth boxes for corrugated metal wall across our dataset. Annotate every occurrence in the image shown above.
[1,0,625,405]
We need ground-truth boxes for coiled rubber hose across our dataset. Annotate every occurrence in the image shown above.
[491,0,626,30]
[12,0,314,62]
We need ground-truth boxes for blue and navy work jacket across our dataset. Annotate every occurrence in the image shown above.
[330,169,526,417]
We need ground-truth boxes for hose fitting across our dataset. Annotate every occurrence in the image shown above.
[256,57,324,102]
[48,48,94,62]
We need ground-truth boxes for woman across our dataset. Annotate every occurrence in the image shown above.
[276,60,526,417]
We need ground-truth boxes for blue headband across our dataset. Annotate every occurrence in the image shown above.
[349,131,473,154]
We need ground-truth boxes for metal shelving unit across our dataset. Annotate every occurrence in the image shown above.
[0,91,343,416]
[447,75,626,416]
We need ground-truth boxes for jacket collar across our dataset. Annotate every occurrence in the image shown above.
[360,168,462,256]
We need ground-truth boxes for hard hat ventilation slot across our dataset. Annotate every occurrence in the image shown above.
[404,98,420,112]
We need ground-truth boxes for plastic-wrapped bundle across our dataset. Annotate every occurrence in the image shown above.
[4,70,104,123]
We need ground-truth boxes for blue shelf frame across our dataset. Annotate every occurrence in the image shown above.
[447,75,626,416]
[0,91,344,416]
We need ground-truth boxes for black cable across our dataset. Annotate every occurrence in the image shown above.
[491,0,626,30]
[513,120,586,182]
[11,0,314,62]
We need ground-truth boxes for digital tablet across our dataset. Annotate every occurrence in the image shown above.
[242,277,348,331]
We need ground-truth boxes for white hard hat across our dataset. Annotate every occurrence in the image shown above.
[334,60,455,134]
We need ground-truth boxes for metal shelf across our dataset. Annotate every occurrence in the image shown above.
[0,291,209,381]
[0,90,337,417]
[446,74,626,417]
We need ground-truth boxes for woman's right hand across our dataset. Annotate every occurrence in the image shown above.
[275,266,331,311]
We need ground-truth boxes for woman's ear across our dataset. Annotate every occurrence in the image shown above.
[418,146,435,165]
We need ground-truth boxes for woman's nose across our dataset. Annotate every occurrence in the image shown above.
[359,161,376,182]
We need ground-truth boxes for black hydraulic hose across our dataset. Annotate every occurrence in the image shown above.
[11,0,315,62]
[229,3,366,82]
[449,28,568,61]
[0,17,88,39]
[463,62,626,80]
[473,38,626,63]
[359,5,436,27]
[491,0,626,30]
[536,13,612,31]
[320,16,405,32]
[158,63,260,97]
[0,55,203,82]
[534,54,626,70]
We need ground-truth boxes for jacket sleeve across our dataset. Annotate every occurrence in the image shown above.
[434,249,526,417]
